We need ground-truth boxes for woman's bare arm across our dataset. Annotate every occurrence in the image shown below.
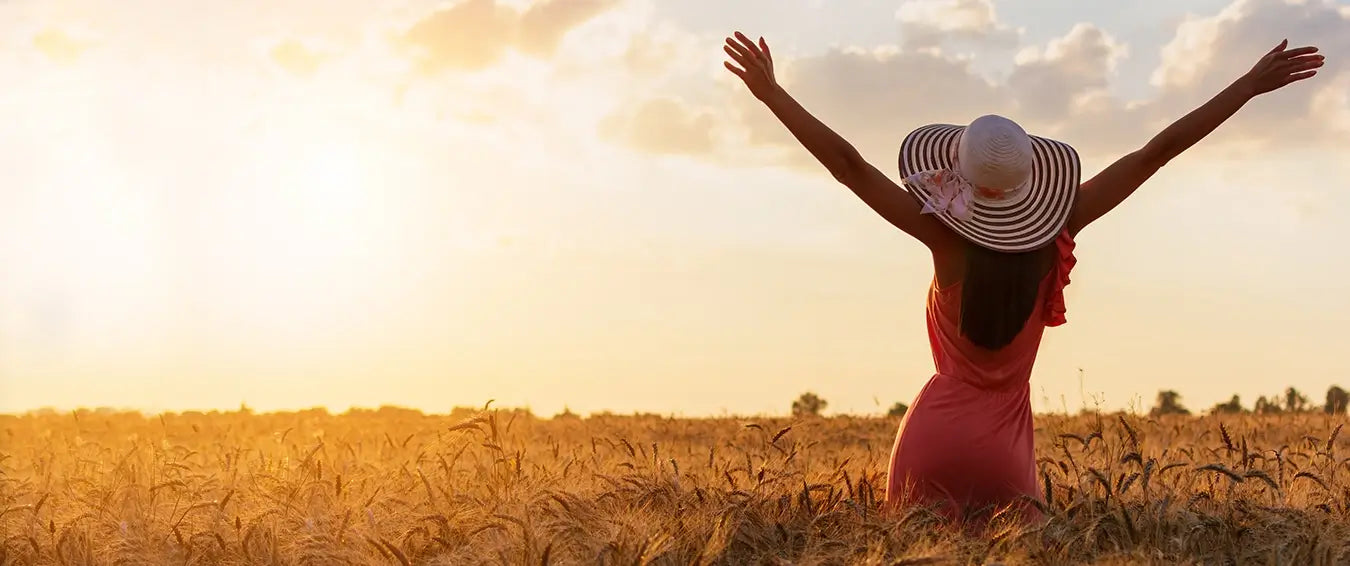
[756,85,949,245]
[1068,40,1323,235]
[723,32,950,248]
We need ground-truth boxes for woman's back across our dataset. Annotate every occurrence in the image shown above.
[886,228,1076,522]
[927,229,1076,391]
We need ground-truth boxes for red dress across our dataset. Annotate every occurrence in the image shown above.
[885,228,1076,522]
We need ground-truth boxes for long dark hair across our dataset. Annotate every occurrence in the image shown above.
[957,242,1054,350]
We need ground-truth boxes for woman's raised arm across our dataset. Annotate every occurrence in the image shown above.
[1068,39,1324,235]
[723,32,950,248]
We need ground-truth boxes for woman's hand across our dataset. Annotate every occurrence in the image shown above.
[723,32,779,101]
[1239,39,1324,97]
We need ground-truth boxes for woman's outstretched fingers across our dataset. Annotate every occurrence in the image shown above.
[734,31,762,60]
[724,43,750,68]
[729,38,760,69]
[1283,70,1318,86]
[1290,56,1325,72]
[1278,46,1319,59]
[1277,54,1324,77]
[724,37,749,60]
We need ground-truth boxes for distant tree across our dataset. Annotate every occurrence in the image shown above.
[1285,387,1310,413]
[1211,394,1244,414]
[887,402,909,418]
[792,392,828,417]
[1150,390,1190,416]
[1326,386,1349,415]
[1255,395,1284,414]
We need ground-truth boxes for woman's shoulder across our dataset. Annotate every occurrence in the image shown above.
[929,233,966,289]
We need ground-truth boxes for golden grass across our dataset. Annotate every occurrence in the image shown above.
[2,406,1349,565]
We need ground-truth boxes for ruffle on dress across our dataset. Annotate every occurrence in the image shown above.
[1043,228,1077,327]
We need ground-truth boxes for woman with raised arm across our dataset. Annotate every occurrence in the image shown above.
[722,32,1323,523]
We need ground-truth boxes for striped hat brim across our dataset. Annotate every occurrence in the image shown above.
[898,124,1081,252]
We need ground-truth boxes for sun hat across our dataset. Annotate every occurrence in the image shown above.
[897,115,1081,252]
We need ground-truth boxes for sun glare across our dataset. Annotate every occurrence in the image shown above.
[197,108,406,338]
[247,111,381,250]
[285,137,371,232]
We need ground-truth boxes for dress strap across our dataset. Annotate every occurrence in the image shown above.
[1044,228,1077,327]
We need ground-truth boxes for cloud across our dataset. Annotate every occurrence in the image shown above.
[400,0,619,74]
[402,0,517,72]
[1144,0,1350,146]
[621,23,709,80]
[750,47,1007,153]
[270,39,326,77]
[614,0,1348,168]
[1149,2,1246,92]
[1006,23,1136,146]
[1310,73,1350,137]
[755,23,1142,162]
[1008,24,1128,120]
[517,0,620,57]
[600,42,1012,170]
[598,97,716,155]
[33,29,92,65]
[895,0,1020,50]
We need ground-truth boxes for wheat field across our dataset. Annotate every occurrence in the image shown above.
[2,406,1349,565]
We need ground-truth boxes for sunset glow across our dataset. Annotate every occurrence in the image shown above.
[2,0,1348,417]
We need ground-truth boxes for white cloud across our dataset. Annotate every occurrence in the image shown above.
[1310,74,1350,136]
[516,0,620,56]
[1007,23,1130,124]
[398,0,620,74]
[598,96,717,155]
[31,28,96,65]
[617,0,1347,167]
[1017,23,1129,73]
[1142,0,1350,146]
[269,39,328,77]
[1150,0,1250,90]
[13,0,1348,175]
[719,26,1131,167]
[895,0,1020,49]
[897,0,998,31]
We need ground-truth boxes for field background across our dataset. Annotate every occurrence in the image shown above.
[3,407,1350,565]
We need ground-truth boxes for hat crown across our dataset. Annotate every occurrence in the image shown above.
[956,115,1033,197]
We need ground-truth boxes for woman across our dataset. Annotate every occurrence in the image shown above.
[722,32,1323,522]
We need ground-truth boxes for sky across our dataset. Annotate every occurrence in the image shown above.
[1,0,1348,417]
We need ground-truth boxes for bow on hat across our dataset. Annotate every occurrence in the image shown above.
[905,166,975,222]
